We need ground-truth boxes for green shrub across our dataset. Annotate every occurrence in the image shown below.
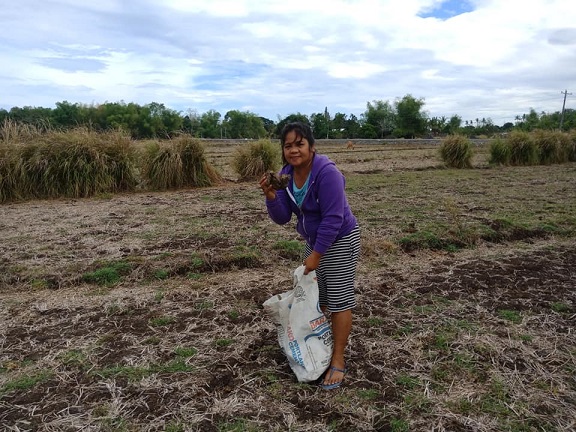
[142,137,221,190]
[488,138,511,165]
[507,131,537,166]
[232,139,280,180]
[439,134,473,168]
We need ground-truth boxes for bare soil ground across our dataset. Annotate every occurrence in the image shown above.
[0,141,575,431]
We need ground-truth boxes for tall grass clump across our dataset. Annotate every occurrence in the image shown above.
[488,138,511,165]
[438,134,473,168]
[141,136,221,190]
[0,145,18,203]
[232,139,280,180]
[0,119,44,145]
[506,131,538,166]
[563,130,576,162]
[1,128,137,202]
[532,130,567,164]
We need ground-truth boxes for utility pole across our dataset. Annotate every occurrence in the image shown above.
[559,89,572,130]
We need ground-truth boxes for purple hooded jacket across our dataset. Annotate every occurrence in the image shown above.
[265,153,358,255]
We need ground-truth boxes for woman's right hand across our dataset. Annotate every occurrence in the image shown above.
[259,174,276,201]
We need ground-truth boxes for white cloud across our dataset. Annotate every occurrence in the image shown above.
[0,0,575,124]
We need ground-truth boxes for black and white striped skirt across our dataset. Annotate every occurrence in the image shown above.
[304,226,361,312]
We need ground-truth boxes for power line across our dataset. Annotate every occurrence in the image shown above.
[560,89,572,130]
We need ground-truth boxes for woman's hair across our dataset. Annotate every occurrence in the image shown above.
[280,122,315,164]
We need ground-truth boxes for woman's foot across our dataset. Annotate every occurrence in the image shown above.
[320,363,347,390]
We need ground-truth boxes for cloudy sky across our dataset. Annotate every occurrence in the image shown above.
[1,0,575,125]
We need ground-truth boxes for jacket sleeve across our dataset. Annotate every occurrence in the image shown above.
[265,189,293,225]
[313,167,346,254]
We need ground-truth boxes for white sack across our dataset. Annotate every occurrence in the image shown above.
[263,265,333,382]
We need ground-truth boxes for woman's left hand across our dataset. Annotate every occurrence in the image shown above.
[303,251,322,275]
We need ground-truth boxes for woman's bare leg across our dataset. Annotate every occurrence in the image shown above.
[323,309,352,386]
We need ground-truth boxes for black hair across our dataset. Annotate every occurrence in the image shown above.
[280,122,315,164]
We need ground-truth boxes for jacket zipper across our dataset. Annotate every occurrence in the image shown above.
[286,179,315,243]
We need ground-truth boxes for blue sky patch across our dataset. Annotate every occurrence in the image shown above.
[40,57,106,73]
[418,0,475,20]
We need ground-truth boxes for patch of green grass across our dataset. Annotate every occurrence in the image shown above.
[396,374,419,389]
[154,289,164,302]
[394,323,415,337]
[82,260,131,286]
[149,316,176,327]
[227,245,261,268]
[158,360,194,373]
[366,316,384,327]
[165,421,186,432]
[272,239,304,260]
[497,309,522,324]
[93,360,194,382]
[218,418,260,432]
[105,303,133,316]
[58,349,89,369]
[402,391,433,413]
[173,347,198,358]
[389,418,410,432]
[98,415,130,432]
[143,336,161,345]
[1,370,53,394]
[195,300,214,310]
[227,309,240,320]
[215,338,234,347]
[357,388,380,400]
[153,269,170,280]
[551,302,571,313]
[30,278,51,289]
[398,230,463,252]
[94,365,151,381]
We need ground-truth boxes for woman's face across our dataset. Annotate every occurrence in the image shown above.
[283,130,313,168]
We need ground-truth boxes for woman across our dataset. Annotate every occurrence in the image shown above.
[259,122,360,390]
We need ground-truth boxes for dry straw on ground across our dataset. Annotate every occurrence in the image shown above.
[1,140,575,431]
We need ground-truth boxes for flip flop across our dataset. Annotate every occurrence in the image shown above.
[319,365,347,390]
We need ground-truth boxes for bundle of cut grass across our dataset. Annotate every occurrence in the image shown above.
[488,138,511,165]
[2,128,137,201]
[533,130,566,164]
[141,137,221,190]
[563,130,576,162]
[507,131,538,166]
[232,139,280,180]
[439,134,473,168]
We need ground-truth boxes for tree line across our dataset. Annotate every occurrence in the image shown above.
[1,95,574,140]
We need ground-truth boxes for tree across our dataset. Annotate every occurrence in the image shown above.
[331,112,348,138]
[361,100,396,138]
[222,110,266,139]
[447,115,462,135]
[52,101,83,128]
[310,110,330,139]
[275,114,310,138]
[199,110,222,138]
[346,114,361,138]
[183,109,202,136]
[259,117,275,137]
[394,94,427,138]
[428,116,447,136]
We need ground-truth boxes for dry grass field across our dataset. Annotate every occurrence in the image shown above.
[1,140,575,431]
